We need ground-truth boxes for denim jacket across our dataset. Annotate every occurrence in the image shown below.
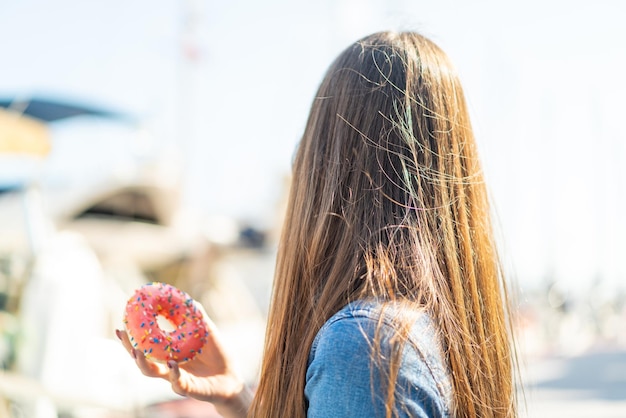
[305,300,452,417]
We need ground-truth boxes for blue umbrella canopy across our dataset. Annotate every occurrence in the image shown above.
[0,97,132,123]
[0,96,135,191]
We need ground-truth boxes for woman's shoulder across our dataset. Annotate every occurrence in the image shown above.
[310,300,443,363]
[305,300,453,417]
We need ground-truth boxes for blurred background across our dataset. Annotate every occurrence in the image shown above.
[0,0,625,417]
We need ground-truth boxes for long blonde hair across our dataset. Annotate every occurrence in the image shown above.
[250,31,517,418]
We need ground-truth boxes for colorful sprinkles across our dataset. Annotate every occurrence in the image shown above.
[123,282,209,363]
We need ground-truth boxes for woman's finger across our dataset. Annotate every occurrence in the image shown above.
[117,328,170,379]
[168,360,189,397]
[133,348,169,378]
[116,328,135,355]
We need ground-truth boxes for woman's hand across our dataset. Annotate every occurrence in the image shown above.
[116,313,253,418]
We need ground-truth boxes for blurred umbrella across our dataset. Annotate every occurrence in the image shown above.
[0,96,132,157]
[0,97,130,123]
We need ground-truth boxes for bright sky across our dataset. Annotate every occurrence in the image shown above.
[1,0,625,291]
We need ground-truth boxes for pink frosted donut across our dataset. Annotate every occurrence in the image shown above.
[124,282,209,363]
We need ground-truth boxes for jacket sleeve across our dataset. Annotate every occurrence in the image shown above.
[304,315,449,418]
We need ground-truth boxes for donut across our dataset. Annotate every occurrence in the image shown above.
[123,282,209,363]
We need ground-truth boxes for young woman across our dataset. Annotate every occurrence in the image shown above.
[118,31,518,417]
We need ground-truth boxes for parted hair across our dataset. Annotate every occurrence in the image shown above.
[249,31,517,418]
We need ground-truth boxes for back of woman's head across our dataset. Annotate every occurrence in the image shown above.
[252,31,517,418]
[290,31,477,302]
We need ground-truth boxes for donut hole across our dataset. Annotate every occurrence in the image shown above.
[156,314,177,333]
